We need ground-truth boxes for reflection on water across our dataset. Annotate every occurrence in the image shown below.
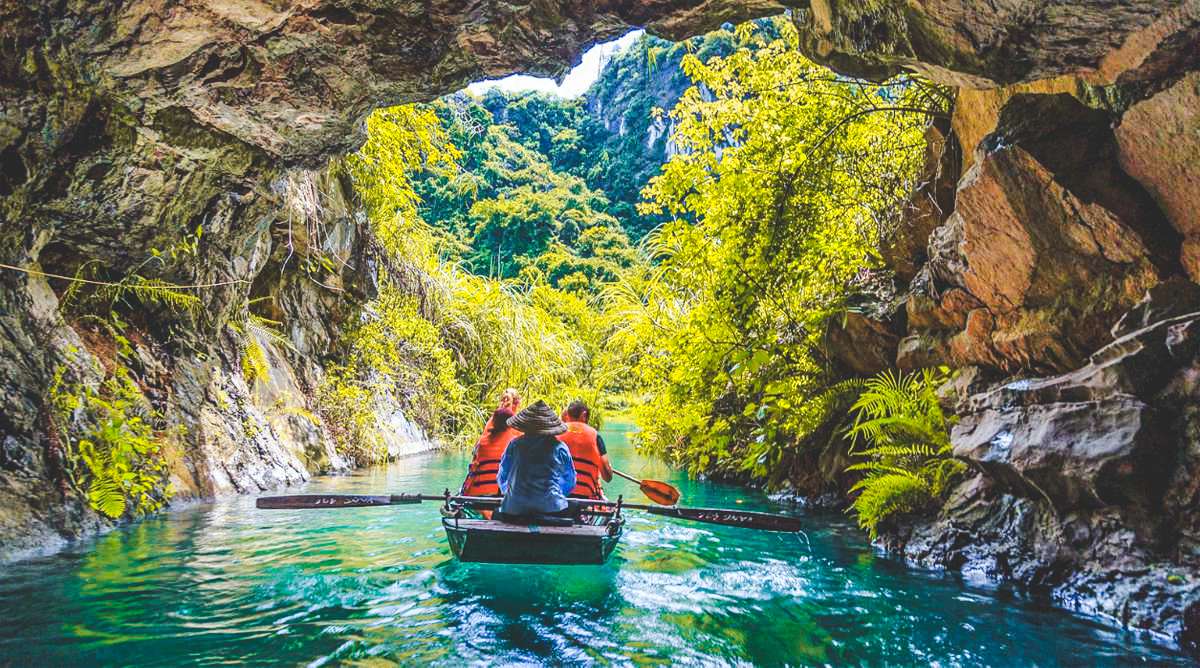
[0,421,1189,666]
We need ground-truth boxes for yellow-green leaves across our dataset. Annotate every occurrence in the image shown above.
[622,17,944,483]
[49,365,172,519]
[345,105,459,257]
[846,368,964,537]
[335,103,617,451]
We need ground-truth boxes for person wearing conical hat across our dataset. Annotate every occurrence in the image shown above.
[496,400,577,518]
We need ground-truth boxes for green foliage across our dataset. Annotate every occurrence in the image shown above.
[240,334,269,386]
[619,17,948,482]
[846,368,965,538]
[228,303,289,387]
[62,263,203,319]
[345,105,459,247]
[61,226,206,323]
[320,289,467,463]
[336,103,621,454]
[49,364,172,519]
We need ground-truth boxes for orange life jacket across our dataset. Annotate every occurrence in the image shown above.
[557,420,605,499]
[461,422,521,497]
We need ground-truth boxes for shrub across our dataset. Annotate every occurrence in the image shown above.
[49,364,172,519]
[845,368,965,538]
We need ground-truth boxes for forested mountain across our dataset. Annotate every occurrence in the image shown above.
[412,28,740,282]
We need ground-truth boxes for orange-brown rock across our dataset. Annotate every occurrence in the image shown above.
[824,309,900,377]
[950,77,1084,176]
[1116,71,1200,280]
[912,94,1182,374]
[881,119,960,282]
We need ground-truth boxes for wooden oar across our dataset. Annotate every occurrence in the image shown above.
[256,493,430,509]
[256,494,803,532]
[634,506,803,532]
[611,468,681,506]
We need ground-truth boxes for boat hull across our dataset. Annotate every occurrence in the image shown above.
[442,517,621,565]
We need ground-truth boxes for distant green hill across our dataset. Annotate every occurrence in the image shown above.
[412,28,744,289]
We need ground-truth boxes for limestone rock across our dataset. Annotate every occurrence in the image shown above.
[895,303,1200,646]
[950,77,1085,176]
[1116,71,1200,280]
[907,94,1180,375]
[793,0,1200,87]
[881,119,959,283]
[824,309,900,377]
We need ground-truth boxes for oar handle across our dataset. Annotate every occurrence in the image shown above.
[611,469,642,484]
[255,494,428,509]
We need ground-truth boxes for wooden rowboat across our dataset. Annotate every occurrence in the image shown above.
[441,508,623,565]
[255,493,803,565]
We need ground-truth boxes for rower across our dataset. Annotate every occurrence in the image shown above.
[558,400,613,500]
[496,400,577,519]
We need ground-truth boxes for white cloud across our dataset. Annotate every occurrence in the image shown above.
[467,30,644,98]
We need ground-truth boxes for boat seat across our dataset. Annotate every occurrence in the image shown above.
[492,511,575,527]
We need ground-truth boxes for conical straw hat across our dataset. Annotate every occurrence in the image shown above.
[507,399,567,436]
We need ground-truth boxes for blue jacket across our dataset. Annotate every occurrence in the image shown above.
[497,434,576,515]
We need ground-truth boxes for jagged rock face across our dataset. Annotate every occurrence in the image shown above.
[2,0,786,168]
[899,94,1181,375]
[794,0,1200,87]
[0,160,436,562]
[1116,71,1200,280]
[880,119,959,283]
[893,285,1200,647]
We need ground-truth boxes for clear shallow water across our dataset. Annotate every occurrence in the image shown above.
[0,421,1189,667]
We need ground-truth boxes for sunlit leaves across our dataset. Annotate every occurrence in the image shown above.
[846,368,964,537]
[339,104,625,448]
[619,18,945,483]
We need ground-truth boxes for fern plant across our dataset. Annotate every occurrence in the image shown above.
[49,364,172,519]
[227,298,294,387]
[845,367,964,538]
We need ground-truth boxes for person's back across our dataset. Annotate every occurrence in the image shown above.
[558,400,614,500]
[558,420,606,499]
[461,408,521,497]
[497,400,576,517]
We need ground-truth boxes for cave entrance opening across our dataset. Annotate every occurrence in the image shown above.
[329,14,951,486]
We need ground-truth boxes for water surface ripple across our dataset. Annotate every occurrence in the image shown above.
[0,422,1188,666]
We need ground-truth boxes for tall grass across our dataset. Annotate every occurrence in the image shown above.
[320,104,606,458]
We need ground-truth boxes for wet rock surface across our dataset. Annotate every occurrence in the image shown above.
[889,289,1200,647]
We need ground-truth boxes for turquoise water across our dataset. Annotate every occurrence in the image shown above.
[0,421,1189,666]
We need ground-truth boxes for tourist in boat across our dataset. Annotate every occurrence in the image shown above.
[460,405,522,498]
[558,399,613,500]
[496,400,577,518]
[481,387,522,433]
[499,387,522,413]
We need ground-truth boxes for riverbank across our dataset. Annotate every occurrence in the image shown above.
[0,420,1188,665]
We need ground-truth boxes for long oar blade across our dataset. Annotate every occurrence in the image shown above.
[256,494,424,509]
[643,506,802,532]
[639,479,681,506]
